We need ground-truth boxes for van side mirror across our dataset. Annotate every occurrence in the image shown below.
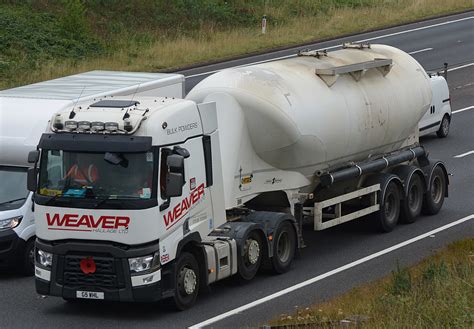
[28,150,40,164]
[27,168,38,192]
[165,173,183,198]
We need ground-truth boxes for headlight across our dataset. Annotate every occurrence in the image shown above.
[0,216,22,230]
[128,252,160,274]
[36,249,53,268]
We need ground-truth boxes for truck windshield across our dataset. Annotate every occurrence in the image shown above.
[0,166,29,210]
[38,150,155,201]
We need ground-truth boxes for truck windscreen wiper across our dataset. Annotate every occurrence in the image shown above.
[0,197,27,206]
[93,196,111,208]
[45,194,65,205]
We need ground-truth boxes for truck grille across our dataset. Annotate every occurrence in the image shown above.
[62,255,122,289]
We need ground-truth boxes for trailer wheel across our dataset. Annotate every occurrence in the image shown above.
[400,173,424,224]
[238,230,263,280]
[422,166,446,215]
[436,115,450,138]
[271,221,296,274]
[377,180,401,232]
[173,252,199,310]
[22,239,35,276]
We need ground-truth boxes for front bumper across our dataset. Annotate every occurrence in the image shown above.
[0,229,25,269]
[35,239,173,302]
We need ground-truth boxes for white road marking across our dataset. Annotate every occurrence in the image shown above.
[452,105,474,114]
[189,214,473,329]
[454,150,474,158]
[448,63,474,72]
[408,47,433,54]
[185,16,473,79]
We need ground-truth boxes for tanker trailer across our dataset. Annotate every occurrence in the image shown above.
[29,44,448,309]
[186,42,448,264]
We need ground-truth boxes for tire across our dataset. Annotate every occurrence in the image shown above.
[377,180,401,232]
[173,252,199,311]
[22,239,35,276]
[422,166,446,215]
[271,221,296,274]
[237,230,263,281]
[436,115,450,138]
[400,173,424,224]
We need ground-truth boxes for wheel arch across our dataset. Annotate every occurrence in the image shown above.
[243,211,297,258]
[390,165,427,197]
[175,232,209,288]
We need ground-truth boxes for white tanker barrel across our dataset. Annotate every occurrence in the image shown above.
[187,44,432,178]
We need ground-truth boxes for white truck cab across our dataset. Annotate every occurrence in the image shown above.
[0,71,184,274]
[419,76,451,138]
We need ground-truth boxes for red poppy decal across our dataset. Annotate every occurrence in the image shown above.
[80,257,96,274]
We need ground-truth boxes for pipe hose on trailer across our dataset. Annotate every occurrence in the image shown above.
[319,146,426,187]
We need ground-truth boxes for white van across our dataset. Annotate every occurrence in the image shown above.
[0,71,184,274]
[419,76,451,138]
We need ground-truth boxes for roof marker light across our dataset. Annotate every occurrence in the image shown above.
[65,121,78,131]
[77,121,91,131]
[91,121,105,132]
[105,122,119,132]
[53,114,63,130]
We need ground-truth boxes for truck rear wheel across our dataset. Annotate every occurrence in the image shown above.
[238,230,263,280]
[422,166,446,215]
[400,173,424,224]
[377,180,401,232]
[271,221,296,274]
[173,252,199,310]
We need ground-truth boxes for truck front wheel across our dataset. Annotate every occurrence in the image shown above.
[173,252,199,310]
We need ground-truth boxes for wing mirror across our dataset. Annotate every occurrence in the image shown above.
[159,152,186,211]
[165,172,183,198]
[28,150,40,164]
[27,168,38,192]
[165,154,185,197]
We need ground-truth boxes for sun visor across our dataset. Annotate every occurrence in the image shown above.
[38,133,152,153]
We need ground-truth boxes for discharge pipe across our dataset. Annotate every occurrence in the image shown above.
[319,146,425,187]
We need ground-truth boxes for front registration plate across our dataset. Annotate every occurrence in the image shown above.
[76,291,104,300]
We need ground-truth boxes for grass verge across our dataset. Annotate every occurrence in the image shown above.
[1,0,473,90]
[268,238,474,328]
